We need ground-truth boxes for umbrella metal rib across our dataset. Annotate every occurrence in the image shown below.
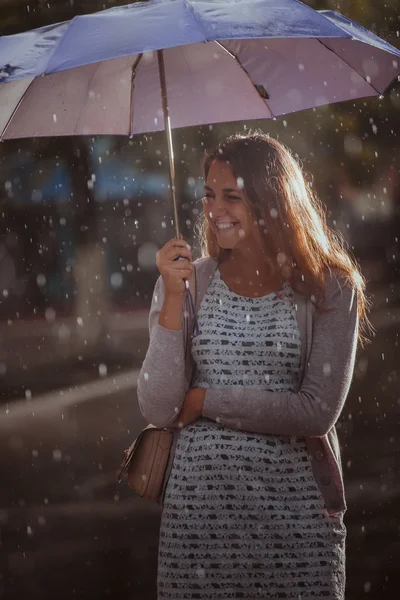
[316,38,383,96]
[0,78,35,142]
[213,40,276,119]
[129,53,143,140]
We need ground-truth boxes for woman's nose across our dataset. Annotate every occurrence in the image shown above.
[209,196,227,216]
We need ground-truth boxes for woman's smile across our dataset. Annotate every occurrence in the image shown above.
[213,220,240,233]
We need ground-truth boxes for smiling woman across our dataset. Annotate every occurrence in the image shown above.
[138,131,372,600]
[198,132,370,335]
[201,158,286,297]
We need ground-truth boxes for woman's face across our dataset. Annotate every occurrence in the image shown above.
[203,160,260,251]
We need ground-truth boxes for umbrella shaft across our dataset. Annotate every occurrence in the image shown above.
[157,50,180,239]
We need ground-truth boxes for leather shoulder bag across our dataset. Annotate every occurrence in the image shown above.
[117,424,175,505]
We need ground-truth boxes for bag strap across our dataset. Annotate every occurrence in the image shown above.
[183,256,221,375]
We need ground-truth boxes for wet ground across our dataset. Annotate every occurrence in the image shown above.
[1,300,399,600]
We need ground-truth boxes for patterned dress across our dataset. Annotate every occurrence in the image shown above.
[158,269,346,599]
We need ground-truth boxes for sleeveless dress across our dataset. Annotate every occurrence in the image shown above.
[158,269,346,599]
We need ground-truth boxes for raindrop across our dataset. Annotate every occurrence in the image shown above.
[323,363,332,376]
[36,274,46,287]
[58,324,71,342]
[45,307,56,322]
[277,252,286,266]
[53,449,62,461]
[99,364,108,378]
[110,272,123,289]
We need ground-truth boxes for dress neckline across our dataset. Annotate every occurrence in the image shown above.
[215,268,286,301]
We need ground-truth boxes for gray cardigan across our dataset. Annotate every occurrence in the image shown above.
[137,256,359,515]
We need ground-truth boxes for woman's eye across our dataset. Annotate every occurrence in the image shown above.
[203,194,241,202]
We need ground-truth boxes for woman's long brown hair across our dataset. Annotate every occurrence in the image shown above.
[197,131,372,346]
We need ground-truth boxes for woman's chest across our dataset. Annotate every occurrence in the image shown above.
[191,299,300,390]
[191,281,301,366]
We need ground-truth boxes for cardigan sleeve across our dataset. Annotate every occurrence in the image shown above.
[202,272,359,437]
[137,275,189,427]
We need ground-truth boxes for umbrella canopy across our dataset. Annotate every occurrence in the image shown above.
[1,0,399,237]
[1,0,399,140]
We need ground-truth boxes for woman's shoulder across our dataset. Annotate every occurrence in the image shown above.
[193,255,216,267]
[295,268,356,314]
[193,255,218,279]
[322,268,357,312]
[324,268,354,293]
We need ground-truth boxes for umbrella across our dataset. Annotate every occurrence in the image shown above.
[1,0,399,236]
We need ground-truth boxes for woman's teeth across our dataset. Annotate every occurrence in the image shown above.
[216,222,238,230]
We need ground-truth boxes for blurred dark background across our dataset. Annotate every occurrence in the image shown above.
[0,1,399,599]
